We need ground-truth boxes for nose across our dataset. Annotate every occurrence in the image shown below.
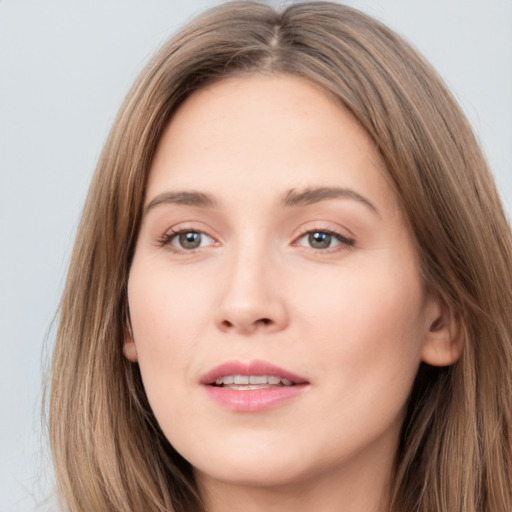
[215,245,289,335]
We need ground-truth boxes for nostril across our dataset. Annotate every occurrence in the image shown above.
[220,317,272,330]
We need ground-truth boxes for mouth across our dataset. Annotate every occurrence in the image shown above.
[200,360,309,412]
[212,374,295,390]
[201,359,308,388]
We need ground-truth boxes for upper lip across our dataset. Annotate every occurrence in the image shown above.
[200,359,309,385]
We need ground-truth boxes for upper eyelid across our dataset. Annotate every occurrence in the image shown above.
[160,222,221,240]
[156,228,217,253]
[155,222,356,247]
[294,229,355,246]
[166,227,216,241]
[293,222,355,240]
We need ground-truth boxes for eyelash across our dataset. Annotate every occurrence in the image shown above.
[293,227,355,253]
[156,227,355,254]
[156,228,216,253]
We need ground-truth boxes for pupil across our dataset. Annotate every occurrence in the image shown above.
[309,232,331,249]
[179,232,201,249]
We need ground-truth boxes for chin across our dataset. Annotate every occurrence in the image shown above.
[194,458,311,489]
[183,435,314,488]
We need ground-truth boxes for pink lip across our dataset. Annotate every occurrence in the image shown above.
[200,360,309,412]
[200,359,308,385]
[201,359,309,413]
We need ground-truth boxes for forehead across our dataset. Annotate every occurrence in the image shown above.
[146,74,396,215]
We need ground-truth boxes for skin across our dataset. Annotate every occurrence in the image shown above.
[125,75,460,512]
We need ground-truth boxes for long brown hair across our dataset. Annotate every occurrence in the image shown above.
[49,2,512,511]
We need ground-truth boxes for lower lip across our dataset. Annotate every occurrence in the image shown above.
[204,384,308,412]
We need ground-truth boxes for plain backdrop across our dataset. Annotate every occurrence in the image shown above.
[1,1,511,510]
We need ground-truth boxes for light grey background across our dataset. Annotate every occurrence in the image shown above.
[1,1,511,510]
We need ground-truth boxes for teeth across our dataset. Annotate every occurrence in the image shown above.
[249,376,267,384]
[213,375,295,387]
[229,384,275,390]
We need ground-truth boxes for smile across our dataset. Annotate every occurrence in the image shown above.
[201,360,309,412]
[214,375,294,389]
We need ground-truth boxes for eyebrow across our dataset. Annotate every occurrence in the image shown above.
[281,186,379,215]
[146,190,217,211]
[145,186,379,216]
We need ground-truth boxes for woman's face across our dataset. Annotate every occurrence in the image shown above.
[126,75,444,492]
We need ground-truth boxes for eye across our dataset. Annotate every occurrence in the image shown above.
[295,230,354,251]
[159,229,216,251]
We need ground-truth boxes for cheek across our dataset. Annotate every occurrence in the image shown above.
[294,254,426,400]
[128,255,215,340]
[126,262,214,399]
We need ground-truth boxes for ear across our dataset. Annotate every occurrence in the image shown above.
[123,328,138,362]
[421,294,464,367]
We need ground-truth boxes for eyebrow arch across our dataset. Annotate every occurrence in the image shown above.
[282,186,379,216]
[146,190,217,211]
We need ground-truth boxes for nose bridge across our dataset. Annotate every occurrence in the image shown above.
[216,229,287,334]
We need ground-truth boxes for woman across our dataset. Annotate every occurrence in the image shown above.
[48,2,512,511]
